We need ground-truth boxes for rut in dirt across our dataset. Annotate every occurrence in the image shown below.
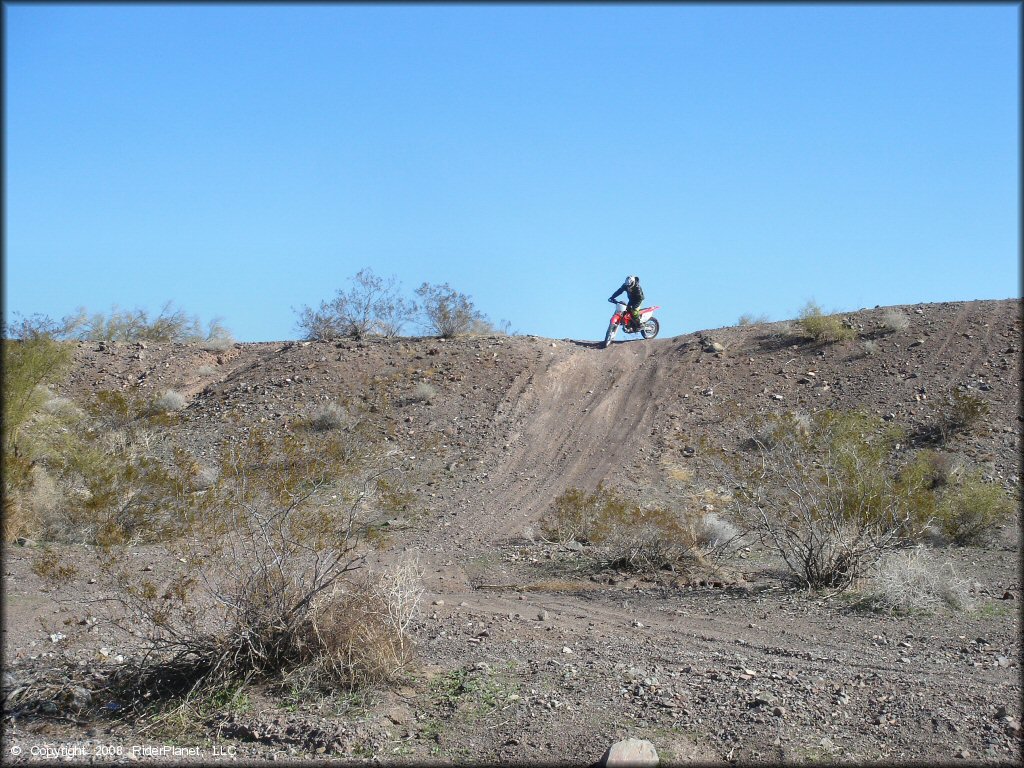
[449,339,680,549]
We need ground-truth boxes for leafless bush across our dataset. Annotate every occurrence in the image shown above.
[408,382,437,404]
[295,268,417,340]
[738,313,770,326]
[152,389,187,413]
[415,282,492,338]
[880,309,910,333]
[859,547,971,614]
[861,340,879,356]
[195,365,218,377]
[306,401,349,432]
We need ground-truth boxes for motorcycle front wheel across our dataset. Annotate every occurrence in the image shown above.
[640,317,660,340]
[603,322,618,348]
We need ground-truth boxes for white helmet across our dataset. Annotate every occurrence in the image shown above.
[626,275,638,288]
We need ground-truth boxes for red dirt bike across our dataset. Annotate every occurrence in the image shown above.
[602,300,661,348]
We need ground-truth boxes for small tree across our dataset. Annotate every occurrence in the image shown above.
[296,268,417,340]
[415,282,492,338]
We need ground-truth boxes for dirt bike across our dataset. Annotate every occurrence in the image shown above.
[602,300,661,348]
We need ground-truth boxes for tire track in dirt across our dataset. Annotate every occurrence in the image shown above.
[454,340,676,548]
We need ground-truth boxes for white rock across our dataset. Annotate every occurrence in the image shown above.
[603,738,659,767]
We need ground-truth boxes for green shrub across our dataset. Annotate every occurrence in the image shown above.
[795,301,857,343]
[933,471,1014,546]
[1,321,75,540]
[914,389,991,445]
[542,484,704,572]
[725,410,932,589]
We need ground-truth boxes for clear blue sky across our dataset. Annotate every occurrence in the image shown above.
[4,3,1020,342]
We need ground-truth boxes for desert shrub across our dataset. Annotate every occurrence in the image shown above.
[795,301,857,343]
[409,382,437,404]
[880,309,910,333]
[725,410,933,590]
[861,340,879,356]
[295,268,417,340]
[195,365,218,377]
[415,282,493,338]
[542,485,704,572]
[933,471,1015,546]
[68,302,203,342]
[695,512,744,554]
[85,425,412,704]
[738,313,770,326]
[913,388,991,445]
[308,560,423,688]
[18,388,188,545]
[199,318,235,351]
[858,547,971,614]
[943,389,990,436]
[305,401,349,432]
[1,321,75,540]
[151,389,187,413]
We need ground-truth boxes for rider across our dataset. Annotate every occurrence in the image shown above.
[609,275,644,331]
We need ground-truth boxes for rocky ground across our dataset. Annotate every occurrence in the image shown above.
[2,298,1021,765]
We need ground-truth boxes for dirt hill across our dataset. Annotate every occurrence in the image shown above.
[4,298,1021,764]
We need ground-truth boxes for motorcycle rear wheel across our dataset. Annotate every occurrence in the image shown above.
[640,317,660,340]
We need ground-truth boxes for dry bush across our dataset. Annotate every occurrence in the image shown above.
[74,420,414,708]
[795,301,857,344]
[880,309,910,333]
[309,560,424,688]
[305,401,349,432]
[858,547,971,614]
[409,382,437,404]
[542,485,706,573]
[738,313,770,326]
[861,340,879,356]
[695,512,744,555]
[199,318,235,351]
[295,268,417,340]
[195,365,218,377]
[151,389,187,413]
[415,282,492,338]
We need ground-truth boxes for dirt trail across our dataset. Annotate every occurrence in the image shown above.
[450,339,675,549]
